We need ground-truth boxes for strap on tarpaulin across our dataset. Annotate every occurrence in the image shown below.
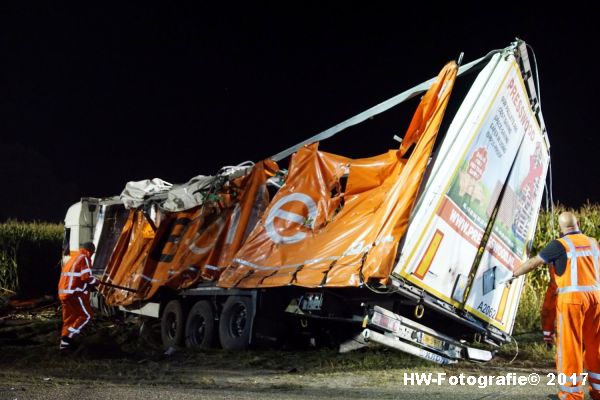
[270,50,500,162]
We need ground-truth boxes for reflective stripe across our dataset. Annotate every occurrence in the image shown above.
[558,236,600,294]
[557,313,563,372]
[76,296,91,331]
[62,271,83,277]
[563,237,578,287]
[556,285,600,294]
[591,238,600,284]
[558,384,583,393]
[592,382,600,390]
[589,371,600,380]
[68,255,85,293]
[81,268,93,274]
[543,330,552,335]
[59,286,88,295]
[567,250,594,257]
[68,297,91,338]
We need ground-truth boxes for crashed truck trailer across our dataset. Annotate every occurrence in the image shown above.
[63,40,550,364]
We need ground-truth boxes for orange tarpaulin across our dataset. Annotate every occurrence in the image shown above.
[218,61,458,288]
[100,210,155,305]
[101,161,277,305]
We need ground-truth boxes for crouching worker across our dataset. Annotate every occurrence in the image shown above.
[58,241,97,352]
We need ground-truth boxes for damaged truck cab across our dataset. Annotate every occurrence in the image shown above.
[63,40,549,364]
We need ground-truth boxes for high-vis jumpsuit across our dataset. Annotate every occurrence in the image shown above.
[58,249,97,350]
[552,233,600,400]
[541,267,558,344]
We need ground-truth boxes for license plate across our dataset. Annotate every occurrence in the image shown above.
[421,333,443,350]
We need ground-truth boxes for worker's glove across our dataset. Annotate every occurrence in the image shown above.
[505,275,516,287]
[543,330,555,349]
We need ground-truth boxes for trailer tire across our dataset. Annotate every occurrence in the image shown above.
[219,296,254,350]
[185,300,215,350]
[161,300,184,348]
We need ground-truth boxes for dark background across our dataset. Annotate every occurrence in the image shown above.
[1,3,597,222]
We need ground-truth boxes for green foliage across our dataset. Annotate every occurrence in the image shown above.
[0,221,63,295]
[513,274,546,333]
[513,203,600,333]
[0,249,18,294]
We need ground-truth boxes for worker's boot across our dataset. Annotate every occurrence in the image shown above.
[59,336,73,354]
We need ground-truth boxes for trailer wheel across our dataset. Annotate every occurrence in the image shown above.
[185,300,215,350]
[219,296,254,350]
[161,300,184,348]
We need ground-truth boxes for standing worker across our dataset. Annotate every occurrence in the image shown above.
[513,211,600,400]
[57,241,98,352]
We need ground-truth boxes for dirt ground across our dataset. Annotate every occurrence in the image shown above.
[0,299,589,400]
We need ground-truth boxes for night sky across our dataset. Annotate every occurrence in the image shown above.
[1,3,598,222]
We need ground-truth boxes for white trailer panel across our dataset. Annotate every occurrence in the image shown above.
[393,50,548,334]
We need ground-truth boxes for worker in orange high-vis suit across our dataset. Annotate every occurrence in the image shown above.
[541,268,558,347]
[58,241,98,352]
[513,212,600,400]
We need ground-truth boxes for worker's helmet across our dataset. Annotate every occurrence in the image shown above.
[82,242,96,254]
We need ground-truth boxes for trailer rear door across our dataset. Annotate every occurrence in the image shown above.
[393,48,549,335]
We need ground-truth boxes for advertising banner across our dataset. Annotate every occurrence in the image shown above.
[394,59,546,333]
[464,126,549,332]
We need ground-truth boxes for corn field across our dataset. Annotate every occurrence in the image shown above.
[513,202,600,333]
[0,221,63,296]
